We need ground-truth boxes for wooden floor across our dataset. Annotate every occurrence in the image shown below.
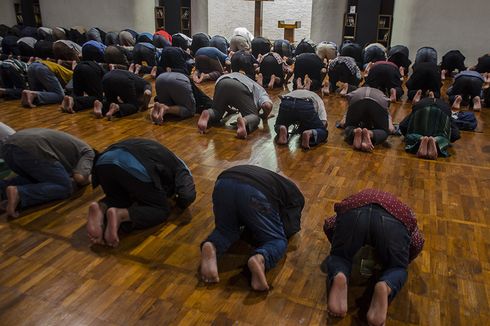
[0,77,489,326]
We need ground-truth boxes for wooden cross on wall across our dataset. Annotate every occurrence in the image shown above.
[245,0,274,36]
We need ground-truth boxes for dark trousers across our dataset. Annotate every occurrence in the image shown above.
[327,204,410,301]
[195,55,224,79]
[0,64,27,99]
[447,76,484,106]
[260,55,284,85]
[274,97,328,146]
[27,62,65,105]
[102,70,151,117]
[95,164,170,231]
[133,46,157,66]
[328,63,360,92]
[365,65,403,99]
[344,99,389,145]
[209,78,260,132]
[72,62,104,111]
[0,145,73,209]
[82,45,104,62]
[205,178,287,271]
[407,88,441,100]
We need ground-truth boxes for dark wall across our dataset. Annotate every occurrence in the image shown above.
[356,0,382,47]
[161,0,181,34]
[21,0,36,27]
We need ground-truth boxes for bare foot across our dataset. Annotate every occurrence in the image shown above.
[427,137,438,160]
[200,242,220,283]
[93,100,103,118]
[296,77,304,89]
[150,66,158,79]
[367,281,391,326]
[353,127,362,150]
[428,91,435,98]
[128,63,135,73]
[441,69,447,80]
[22,90,37,108]
[327,272,348,317]
[6,186,20,218]
[339,82,349,96]
[389,88,397,103]
[61,95,75,113]
[248,254,269,291]
[452,95,462,110]
[197,110,210,134]
[304,75,312,90]
[301,130,312,150]
[473,96,482,111]
[416,136,429,158]
[276,125,288,145]
[256,73,264,87]
[151,102,165,125]
[140,89,152,111]
[321,85,330,97]
[134,64,141,75]
[109,64,115,71]
[236,117,248,139]
[412,90,422,104]
[268,74,276,90]
[361,128,374,152]
[106,103,119,121]
[104,208,123,247]
[399,66,405,77]
[87,202,104,245]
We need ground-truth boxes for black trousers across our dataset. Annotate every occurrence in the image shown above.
[82,44,104,62]
[328,63,360,92]
[447,76,483,105]
[101,70,151,117]
[260,55,284,85]
[344,99,389,145]
[133,45,157,66]
[0,64,27,99]
[72,62,104,111]
[95,164,170,232]
[365,64,403,99]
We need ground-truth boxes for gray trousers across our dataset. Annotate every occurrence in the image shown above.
[27,62,65,105]
[208,78,260,132]
[155,72,196,118]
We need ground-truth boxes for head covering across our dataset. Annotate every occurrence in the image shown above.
[118,30,135,46]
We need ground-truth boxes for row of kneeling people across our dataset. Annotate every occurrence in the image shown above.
[0,125,423,325]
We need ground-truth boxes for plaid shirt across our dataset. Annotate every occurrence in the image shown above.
[324,189,424,262]
[328,56,361,79]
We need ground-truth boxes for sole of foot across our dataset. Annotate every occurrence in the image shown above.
[236,117,247,139]
[87,202,104,245]
[452,96,462,110]
[367,282,390,326]
[353,128,362,150]
[301,130,312,150]
[417,136,429,158]
[327,273,348,317]
[197,110,209,134]
[277,125,288,145]
[6,186,20,218]
[200,242,220,283]
[93,100,103,118]
[248,254,269,291]
[361,128,374,152]
[104,208,120,248]
[427,137,438,160]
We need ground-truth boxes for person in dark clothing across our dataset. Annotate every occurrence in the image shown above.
[446,70,484,110]
[137,32,153,44]
[82,40,107,62]
[171,33,192,50]
[294,38,316,56]
[153,35,171,49]
[53,40,82,61]
[190,32,211,56]
[103,45,130,66]
[387,45,411,76]
[273,39,294,60]
[159,46,192,75]
[341,87,394,152]
[17,37,37,57]
[406,62,442,101]
[440,50,466,79]
[61,61,106,113]
[200,165,304,291]
[37,27,53,41]
[340,41,362,68]
[1,35,20,56]
[257,52,291,89]
[327,56,361,94]
[193,47,230,83]
[209,35,229,55]
[0,128,94,218]
[0,59,29,100]
[132,42,158,66]
[93,69,152,120]
[230,50,258,80]
[87,138,196,247]
[362,43,386,68]
[399,97,460,159]
[365,61,403,101]
[472,53,490,73]
[104,32,119,46]
[293,52,326,91]
[34,40,54,59]
[324,189,424,326]
[251,36,271,58]
[87,27,106,44]
[414,46,437,65]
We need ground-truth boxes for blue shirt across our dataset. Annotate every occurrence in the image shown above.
[82,40,107,54]
[96,148,151,183]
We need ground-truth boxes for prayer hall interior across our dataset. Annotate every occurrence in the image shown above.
[0,0,490,325]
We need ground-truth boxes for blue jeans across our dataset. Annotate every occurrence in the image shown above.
[326,204,410,301]
[274,97,328,146]
[27,62,65,105]
[0,145,73,208]
[205,178,288,271]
